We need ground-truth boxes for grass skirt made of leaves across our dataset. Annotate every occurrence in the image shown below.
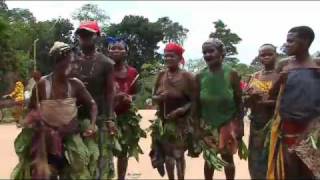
[147,113,190,177]
[113,106,146,161]
[200,119,248,171]
[11,125,92,179]
[148,111,190,158]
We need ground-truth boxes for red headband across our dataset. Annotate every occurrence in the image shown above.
[164,43,185,65]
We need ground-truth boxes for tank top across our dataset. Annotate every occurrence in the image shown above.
[199,65,237,128]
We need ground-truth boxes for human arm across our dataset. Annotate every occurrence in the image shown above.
[151,71,166,104]
[231,70,244,139]
[73,78,98,136]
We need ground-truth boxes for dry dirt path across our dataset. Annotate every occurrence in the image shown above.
[0,110,250,179]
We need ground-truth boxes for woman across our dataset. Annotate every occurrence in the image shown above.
[151,42,195,180]
[194,38,244,180]
[11,42,98,179]
[106,37,146,180]
[244,44,279,179]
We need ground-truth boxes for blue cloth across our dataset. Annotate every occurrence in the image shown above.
[280,68,320,122]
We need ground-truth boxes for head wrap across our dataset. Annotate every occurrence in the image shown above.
[75,21,101,36]
[49,41,71,57]
[164,43,185,65]
[106,36,128,50]
[203,38,227,57]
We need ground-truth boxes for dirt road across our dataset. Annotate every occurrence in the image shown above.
[0,110,250,179]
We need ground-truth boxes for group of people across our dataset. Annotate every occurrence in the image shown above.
[10,20,320,180]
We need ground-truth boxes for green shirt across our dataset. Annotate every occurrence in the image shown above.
[199,65,237,128]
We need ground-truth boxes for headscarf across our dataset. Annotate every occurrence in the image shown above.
[49,41,71,57]
[106,36,129,51]
[164,42,185,65]
[75,21,101,36]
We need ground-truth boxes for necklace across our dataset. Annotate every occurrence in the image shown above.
[262,69,275,74]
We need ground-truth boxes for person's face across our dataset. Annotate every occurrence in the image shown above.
[164,51,180,69]
[55,52,74,76]
[284,32,305,56]
[202,43,223,67]
[78,30,97,49]
[108,42,127,63]
[258,46,277,67]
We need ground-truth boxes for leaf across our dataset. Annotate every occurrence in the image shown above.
[113,137,122,152]
[310,135,318,150]
[14,128,34,157]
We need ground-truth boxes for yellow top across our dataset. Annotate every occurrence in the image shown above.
[9,81,25,102]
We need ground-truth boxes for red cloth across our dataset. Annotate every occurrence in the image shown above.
[114,66,138,115]
[281,119,308,147]
[76,21,101,35]
[219,118,242,154]
[240,81,247,90]
[164,43,185,65]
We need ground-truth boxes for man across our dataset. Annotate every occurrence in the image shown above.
[72,21,116,179]
[267,26,320,179]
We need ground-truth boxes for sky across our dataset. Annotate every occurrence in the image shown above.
[6,1,320,65]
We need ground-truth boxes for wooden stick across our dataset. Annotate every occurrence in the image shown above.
[33,39,39,107]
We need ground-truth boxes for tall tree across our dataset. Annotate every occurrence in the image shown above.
[33,18,74,74]
[0,0,8,11]
[72,4,109,25]
[106,15,164,71]
[156,17,189,45]
[209,20,242,64]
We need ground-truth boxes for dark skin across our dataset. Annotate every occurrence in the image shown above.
[194,42,243,180]
[153,52,191,119]
[270,32,318,98]
[77,30,116,133]
[269,31,318,179]
[109,42,135,107]
[244,46,278,111]
[107,42,136,180]
[152,51,194,180]
[29,52,97,136]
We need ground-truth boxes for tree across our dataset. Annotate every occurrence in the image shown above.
[156,17,189,45]
[7,8,36,24]
[106,15,164,71]
[186,58,206,73]
[33,18,74,74]
[233,63,256,81]
[72,4,109,26]
[0,0,8,11]
[209,20,242,64]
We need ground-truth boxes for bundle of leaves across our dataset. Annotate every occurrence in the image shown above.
[201,141,228,171]
[113,106,146,161]
[79,119,117,179]
[11,128,34,179]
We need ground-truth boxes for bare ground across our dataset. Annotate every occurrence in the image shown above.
[0,110,250,179]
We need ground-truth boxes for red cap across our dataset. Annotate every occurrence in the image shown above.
[164,43,185,65]
[76,21,101,36]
